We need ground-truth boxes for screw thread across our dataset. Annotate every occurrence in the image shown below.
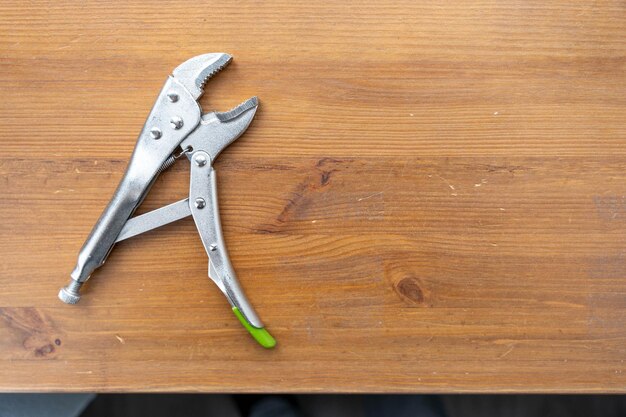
[66,280,83,294]
[58,279,83,304]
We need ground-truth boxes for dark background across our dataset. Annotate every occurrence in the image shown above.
[80,394,626,417]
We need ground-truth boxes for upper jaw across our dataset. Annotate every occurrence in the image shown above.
[172,53,232,100]
[171,53,259,160]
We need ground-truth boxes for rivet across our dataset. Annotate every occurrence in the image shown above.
[209,244,217,251]
[167,92,179,103]
[170,116,184,129]
[195,198,206,209]
[150,128,162,139]
[194,154,207,167]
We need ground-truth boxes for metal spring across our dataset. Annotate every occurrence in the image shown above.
[157,155,177,175]
[156,146,192,175]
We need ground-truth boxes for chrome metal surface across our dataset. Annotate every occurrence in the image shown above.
[58,280,83,304]
[115,198,191,243]
[68,76,201,286]
[170,116,184,130]
[65,53,234,294]
[180,97,258,162]
[63,53,264,330]
[150,128,162,139]
[194,153,208,166]
[189,151,263,328]
[171,53,232,100]
[194,198,206,209]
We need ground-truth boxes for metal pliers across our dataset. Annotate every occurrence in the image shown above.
[59,53,275,348]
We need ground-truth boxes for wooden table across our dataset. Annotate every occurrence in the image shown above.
[0,0,624,393]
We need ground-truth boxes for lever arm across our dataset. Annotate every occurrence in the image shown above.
[189,150,276,348]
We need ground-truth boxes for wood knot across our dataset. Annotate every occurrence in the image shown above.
[316,157,348,187]
[320,170,332,186]
[394,276,426,306]
[0,307,62,359]
[34,343,55,357]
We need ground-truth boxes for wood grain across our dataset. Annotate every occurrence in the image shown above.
[0,0,624,392]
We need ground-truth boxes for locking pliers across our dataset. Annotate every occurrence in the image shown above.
[59,53,275,348]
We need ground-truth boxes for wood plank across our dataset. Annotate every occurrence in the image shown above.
[0,0,624,392]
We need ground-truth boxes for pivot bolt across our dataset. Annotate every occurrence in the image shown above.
[150,128,162,139]
[195,198,206,209]
[170,116,184,130]
[194,154,207,167]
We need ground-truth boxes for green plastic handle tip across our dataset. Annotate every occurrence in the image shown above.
[232,307,276,349]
